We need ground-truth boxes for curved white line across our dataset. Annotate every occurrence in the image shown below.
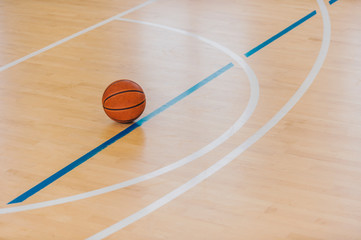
[87,0,331,239]
[0,19,259,214]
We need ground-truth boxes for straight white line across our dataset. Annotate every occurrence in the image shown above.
[0,0,158,72]
[115,0,158,17]
[0,19,259,214]
[87,0,331,239]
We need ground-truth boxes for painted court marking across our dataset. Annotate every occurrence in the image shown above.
[87,0,331,238]
[8,63,233,204]
[2,0,338,216]
[245,10,317,57]
[2,18,260,212]
[6,0,337,204]
[4,0,339,209]
[7,1,322,205]
[0,0,158,73]
[4,0,159,204]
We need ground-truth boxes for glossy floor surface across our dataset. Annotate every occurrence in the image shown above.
[1,0,361,239]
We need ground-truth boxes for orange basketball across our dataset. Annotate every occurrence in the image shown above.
[102,79,146,123]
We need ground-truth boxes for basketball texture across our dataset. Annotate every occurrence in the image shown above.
[102,79,146,123]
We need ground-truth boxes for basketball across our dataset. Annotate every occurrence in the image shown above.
[102,79,146,123]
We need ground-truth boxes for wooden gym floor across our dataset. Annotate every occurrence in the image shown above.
[1,0,361,239]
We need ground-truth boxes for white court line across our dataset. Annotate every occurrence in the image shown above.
[0,0,158,72]
[0,19,259,214]
[87,0,331,239]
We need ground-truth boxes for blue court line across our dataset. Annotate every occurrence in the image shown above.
[329,0,338,5]
[8,62,234,204]
[9,7,325,205]
[244,10,317,57]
